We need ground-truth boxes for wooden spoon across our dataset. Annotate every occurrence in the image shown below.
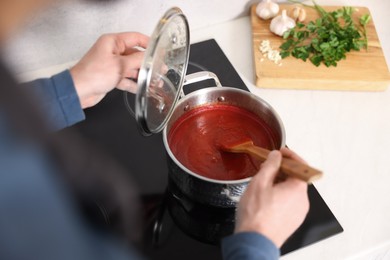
[217,131,323,183]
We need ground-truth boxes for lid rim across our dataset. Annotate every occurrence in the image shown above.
[135,7,190,135]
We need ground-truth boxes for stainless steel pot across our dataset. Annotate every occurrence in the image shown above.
[128,8,286,208]
[162,72,286,208]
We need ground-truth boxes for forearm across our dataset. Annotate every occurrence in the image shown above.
[23,70,85,131]
[221,232,280,260]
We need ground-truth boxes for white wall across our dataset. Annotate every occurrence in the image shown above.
[2,0,258,75]
[3,0,388,76]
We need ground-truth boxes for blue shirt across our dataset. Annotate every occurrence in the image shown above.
[222,232,279,260]
[0,70,279,260]
[26,69,85,130]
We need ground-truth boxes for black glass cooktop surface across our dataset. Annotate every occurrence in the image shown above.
[71,39,343,258]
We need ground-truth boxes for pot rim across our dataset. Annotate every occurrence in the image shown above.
[162,86,286,185]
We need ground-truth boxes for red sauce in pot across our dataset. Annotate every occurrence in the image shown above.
[168,104,279,180]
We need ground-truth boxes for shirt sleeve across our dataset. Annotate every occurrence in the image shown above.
[221,232,280,260]
[24,70,85,131]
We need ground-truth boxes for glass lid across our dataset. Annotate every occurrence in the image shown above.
[135,7,190,135]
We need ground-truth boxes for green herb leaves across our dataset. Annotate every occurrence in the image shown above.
[280,1,371,67]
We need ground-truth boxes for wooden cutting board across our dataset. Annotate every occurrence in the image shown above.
[250,4,390,91]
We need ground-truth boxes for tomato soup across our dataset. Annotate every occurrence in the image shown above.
[168,104,279,180]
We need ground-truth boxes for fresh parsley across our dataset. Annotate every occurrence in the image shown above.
[280,0,371,67]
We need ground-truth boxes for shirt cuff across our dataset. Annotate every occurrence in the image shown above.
[51,70,85,129]
[221,232,280,260]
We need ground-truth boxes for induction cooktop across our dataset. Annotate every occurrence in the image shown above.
[71,39,343,259]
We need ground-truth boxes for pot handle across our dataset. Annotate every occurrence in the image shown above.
[181,71,222,97]
[125,71,222,117]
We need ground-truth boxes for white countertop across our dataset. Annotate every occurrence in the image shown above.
[190,13,390,260]
[19,3,390,260]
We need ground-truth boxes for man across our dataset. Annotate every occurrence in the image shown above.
[0,1,309,259]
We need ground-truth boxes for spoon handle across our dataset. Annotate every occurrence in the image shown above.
[279,157,323,183]
[245,145,322,183]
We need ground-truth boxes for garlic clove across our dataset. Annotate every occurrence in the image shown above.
[256,0,280,20]
[290,6,307,22]
[270,9,296,37]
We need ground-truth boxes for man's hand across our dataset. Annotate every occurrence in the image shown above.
[235,148,310,248]
[70,32,149,108]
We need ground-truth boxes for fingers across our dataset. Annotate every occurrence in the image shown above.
[280,174,308,192]
[277,148,309,192]
[278,176,310,218]
[117,78,138,93]
[115,32,149,53]
[255,150,282,188]
[120,51,145,75]
[124,70,139,80]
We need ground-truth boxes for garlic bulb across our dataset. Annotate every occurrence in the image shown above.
[270,9,296,37]
[256,0,280,20]
[290,6,307,22]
